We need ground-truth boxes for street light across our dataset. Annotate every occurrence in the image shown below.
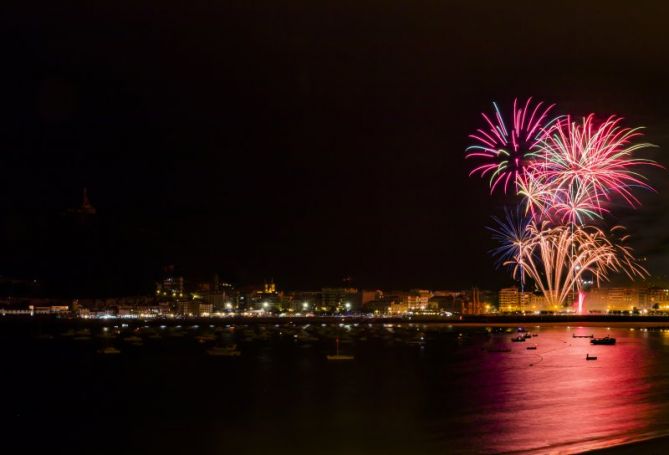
[302,302,309,310]
[225,302,233,311]
[262,302,269,311]
[345,302,351,312]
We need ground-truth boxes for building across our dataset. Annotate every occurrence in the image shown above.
[578,287,650,314]
[176,300,213,316]
[286,290,321,312]
[649,288,669,311]
[431,290,465,313]
[321,288,360,312]
[499,287,521,313]
[498,287,536,313]
[157,276,184,297]
[361,290,383,306]
[388,300,409,315]
[406,289,432,312]
[606,288,639,312]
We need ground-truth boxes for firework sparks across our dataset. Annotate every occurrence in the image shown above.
[492,221,647,307]
[468,101,659,310]
[488,209,533,287]
[531,114,659,211]
[466,98,556,194]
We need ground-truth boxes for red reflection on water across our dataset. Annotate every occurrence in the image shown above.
[473,328,665,453]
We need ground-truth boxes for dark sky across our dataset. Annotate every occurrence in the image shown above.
[1,1,669,295]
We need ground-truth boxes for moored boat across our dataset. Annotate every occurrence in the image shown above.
[124,336,143,343]
[591,336,616,345]
[207,345,241,356]
[327,336,354,360]
[196,334,217,343]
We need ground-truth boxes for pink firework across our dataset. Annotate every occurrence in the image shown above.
[466,97,556,193]
[532,114,660,209]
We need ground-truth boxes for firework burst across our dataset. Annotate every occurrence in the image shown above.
[466,98,556,194]
[531,114,659,211]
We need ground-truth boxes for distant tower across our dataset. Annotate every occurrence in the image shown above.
[80,188,96,215]
[264,279,276,294]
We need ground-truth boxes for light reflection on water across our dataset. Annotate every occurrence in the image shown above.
[444,327,669,453]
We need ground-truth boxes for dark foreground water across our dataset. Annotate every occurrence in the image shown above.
[3,321,669,454]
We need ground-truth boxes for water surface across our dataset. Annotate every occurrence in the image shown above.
[3,322,669,454]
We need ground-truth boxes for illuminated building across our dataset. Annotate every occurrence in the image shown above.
[264,280,276,294]
[582,287,649,313]
[287,291,321,312]
[388,300,409,314]
[321,288,359,312]
[176,300,213,316]
[607,288,637,311]
[361,290,383,306]
[498,287,521,313]
[649,288,669,311]
[406,289,432,311]
[157,276,184,297]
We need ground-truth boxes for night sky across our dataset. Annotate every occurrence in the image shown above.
[1,1,669,296]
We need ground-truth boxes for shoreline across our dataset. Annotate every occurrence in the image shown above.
[583,434,669,454]
[4,315,669,329]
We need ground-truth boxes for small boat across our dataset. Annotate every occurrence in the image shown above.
[207,345,241,356]
[573,334,594,338]
[532,333,538,337]
[586,354,597,360]
[523,333,533,339]
[526,345,537,350]
[124,336,143,343]
[487,347,511,353]
[591,336,616,345]
[98,346,121,355]
[196,335,217,343]
[327,337,354,361]
[511,336,526,342]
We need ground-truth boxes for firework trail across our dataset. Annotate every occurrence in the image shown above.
[491,220,647,307]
